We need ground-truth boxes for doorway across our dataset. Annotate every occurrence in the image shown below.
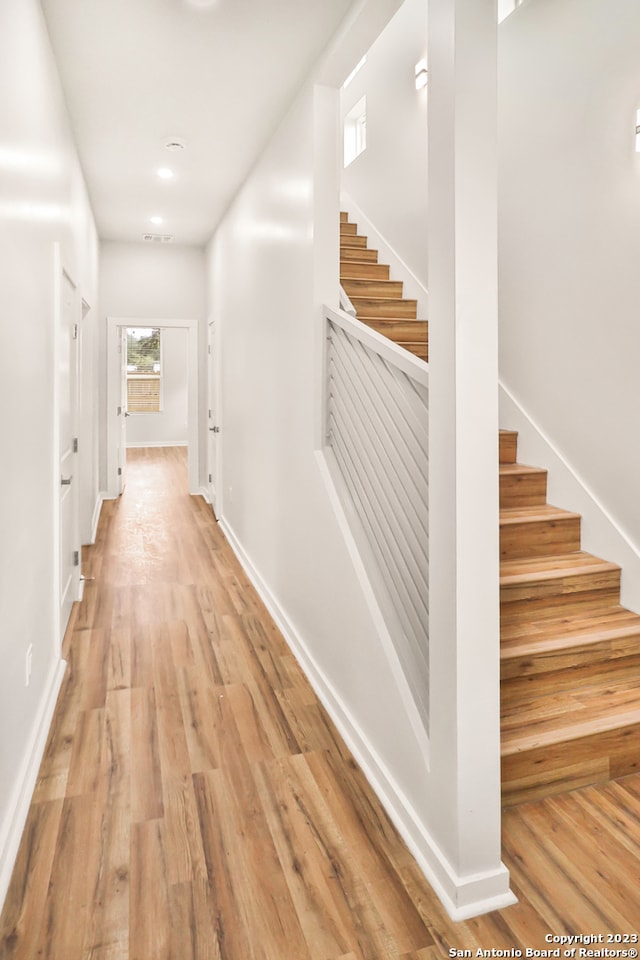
[106,316,199,498]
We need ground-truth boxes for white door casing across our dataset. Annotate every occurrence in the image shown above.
[56,255,81,647]
[207,319,218,512]
[117,327,128,494]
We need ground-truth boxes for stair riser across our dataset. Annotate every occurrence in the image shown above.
[500,517,581,561]
[361,319,428,343]
[340,247,378,262]
[340,235,368,249]
[340,211,348,223]
[342,279,404,299]
[502,647,640,703]
[340,262,389,280]
[500,472,548,509]
[352,298,418,319]
[404,343,428,361]
[502,723,640,806]
[500,582,620,625]
[499,432,518,464]
[340,222,358,235]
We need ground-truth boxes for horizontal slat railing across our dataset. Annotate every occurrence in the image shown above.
[322,305,429,736]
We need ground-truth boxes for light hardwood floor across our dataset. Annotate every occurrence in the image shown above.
[2,446,639,959]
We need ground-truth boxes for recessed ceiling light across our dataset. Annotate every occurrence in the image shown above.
[150,215,164,225]
[183,0,218,7]
[156,167,174,180]
[164,137,186,152]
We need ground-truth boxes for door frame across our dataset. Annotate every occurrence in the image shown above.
[52,244,82,655]
[106,316,199,497]
[206,317,221,515]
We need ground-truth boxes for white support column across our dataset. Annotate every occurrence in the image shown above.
[427,0,514,900]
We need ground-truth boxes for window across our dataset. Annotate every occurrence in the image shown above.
[126,327,161,413]
[344,96,367,168]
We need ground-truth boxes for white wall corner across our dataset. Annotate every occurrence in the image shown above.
[499,382,640,612]
[0,657,66,915]
[217,513,514,921]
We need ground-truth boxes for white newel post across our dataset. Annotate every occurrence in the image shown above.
[427,0,512,898]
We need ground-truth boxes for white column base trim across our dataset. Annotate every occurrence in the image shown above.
[0,658,67,914]
[218,515,515,920]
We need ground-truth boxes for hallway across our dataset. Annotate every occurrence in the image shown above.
[2,448,640,958]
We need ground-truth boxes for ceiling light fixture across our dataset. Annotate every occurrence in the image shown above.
[150,215,164,225]
[157,167,174,180]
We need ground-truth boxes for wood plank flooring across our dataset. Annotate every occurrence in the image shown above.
[2,446,640,958]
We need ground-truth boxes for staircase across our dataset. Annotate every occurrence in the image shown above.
[339,212,428,361]
[338,212,640,808]
[500,429,640,806]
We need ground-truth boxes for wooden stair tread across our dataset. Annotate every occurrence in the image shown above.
[341,279,403,296]
[340,261,390,280]
[502,611,640,661]
[499,463,547,478]
[501,606,640,648]
[500,551,620,586]
[501,676,640,755]
[500,504,581,525]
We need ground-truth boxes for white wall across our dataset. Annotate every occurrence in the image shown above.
[205,0,510,917]
[0,0,99,907]
[340,0,428,286]
[98,241,206,483]
[499,0,640,563]
[126,327,189,447]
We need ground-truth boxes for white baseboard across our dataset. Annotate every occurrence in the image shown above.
[125,440,188,449]
[218,515,515,921]
[0,657,66,914]
[500,382,640,612]
[90,493,104,545]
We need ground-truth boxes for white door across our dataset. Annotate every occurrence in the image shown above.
[207,320,218,512]
[117,326,128,494]
[59,269,80,639]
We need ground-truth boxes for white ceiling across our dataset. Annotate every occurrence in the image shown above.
[40,0,357,245]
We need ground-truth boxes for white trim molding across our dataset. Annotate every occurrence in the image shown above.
[0,658,66,915]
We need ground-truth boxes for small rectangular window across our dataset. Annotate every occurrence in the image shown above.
[344,96,367,168]
[126,327,161,413]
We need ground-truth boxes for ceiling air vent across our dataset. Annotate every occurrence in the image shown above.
[143,233,174,243]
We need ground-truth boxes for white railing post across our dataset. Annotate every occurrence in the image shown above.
[427,0,510,902]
